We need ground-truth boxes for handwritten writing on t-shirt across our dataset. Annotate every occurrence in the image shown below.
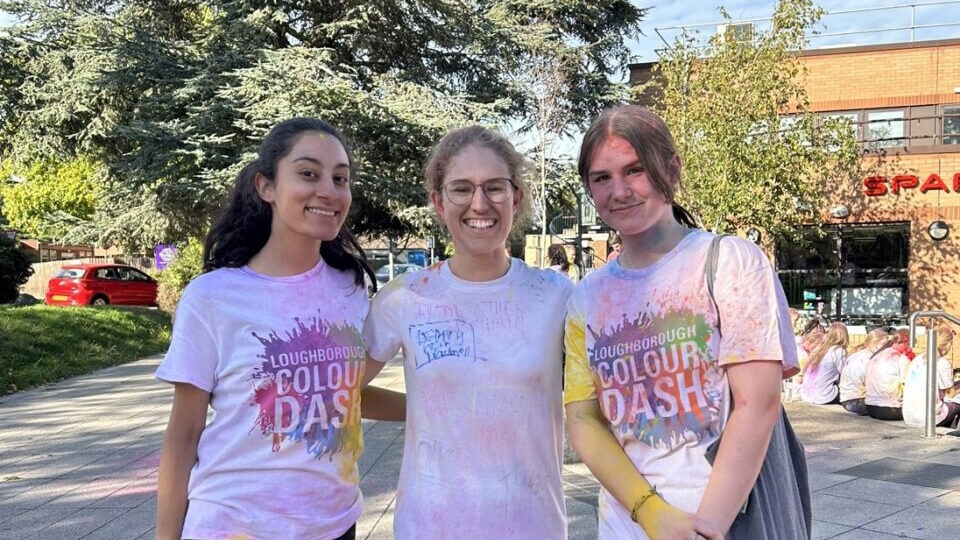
[587,307,720,448]
[249,315,364,460]
[409,320,478,369]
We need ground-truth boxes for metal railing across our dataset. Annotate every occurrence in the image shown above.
[909,310,960,438]
[655,1,960,53]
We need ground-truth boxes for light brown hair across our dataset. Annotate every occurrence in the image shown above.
[805,321,849,372]
[577,105,697,227]
[936,323,955,358]
[423,125,532,230]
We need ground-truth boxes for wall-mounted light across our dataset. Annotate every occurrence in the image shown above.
[746,227,761,243]
[928,220,949,241]
[830,205,850,219]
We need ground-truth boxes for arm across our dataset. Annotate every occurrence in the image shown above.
[156,383,210,540]
[567,400,722,540]
[696,360,782,533]
[360,356,406,421]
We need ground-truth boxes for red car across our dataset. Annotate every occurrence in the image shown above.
[46,264,158,307]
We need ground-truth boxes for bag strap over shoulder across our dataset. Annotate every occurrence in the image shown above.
[705,234,730,339]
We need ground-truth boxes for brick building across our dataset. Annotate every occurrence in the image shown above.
[629,38,960,326]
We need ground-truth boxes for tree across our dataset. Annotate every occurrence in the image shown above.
[645,0,861,239]
[0,234,32,303]
[497,1,644,263]
[0,0,645,251]
[0,156,100,240]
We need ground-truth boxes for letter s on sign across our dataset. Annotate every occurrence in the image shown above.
[862,176,887,196]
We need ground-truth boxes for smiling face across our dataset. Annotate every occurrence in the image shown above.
[256,131,352,244]
[430,144,521,259]
[585,135,678,237]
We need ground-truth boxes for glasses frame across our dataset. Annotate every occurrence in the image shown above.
[442,178,518,206]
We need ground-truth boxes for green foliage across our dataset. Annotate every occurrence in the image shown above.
[645,0,862,239]
[0,305,171,394]
[0,0,644,250]
[0,235,33,303]
[155,237,204,312]
[0,156,100,240]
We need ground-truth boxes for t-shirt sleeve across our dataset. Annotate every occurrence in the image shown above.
[362,279,404,364]
[937,357,953,391]
[712,237,799,377]
[564,292,597,405]
[155,283,219,392]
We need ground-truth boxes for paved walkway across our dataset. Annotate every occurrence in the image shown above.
[0,356,958,539]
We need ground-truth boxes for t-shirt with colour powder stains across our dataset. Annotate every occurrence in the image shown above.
[156,259,368,540]
[563,230,798,540]
[363,258,573,540]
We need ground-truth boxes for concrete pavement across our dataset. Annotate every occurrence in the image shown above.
[1,356,958,539]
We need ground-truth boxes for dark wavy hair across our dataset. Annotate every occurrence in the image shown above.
[577,105,699,228]
[203,117,374,288]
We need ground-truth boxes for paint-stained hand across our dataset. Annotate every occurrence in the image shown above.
[638,496,723,540]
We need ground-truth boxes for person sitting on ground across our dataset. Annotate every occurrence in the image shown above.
[606,232,622,262]
[865,332,912,421]
[800,321,849,405]
[796,321,824,371]
[892,328,917,361]
[902,323,960,428]
[839,328,894,415]
[547,243,572,277]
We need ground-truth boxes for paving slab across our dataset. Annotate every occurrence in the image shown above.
[810,519,852,540]
[862,490,960,539]
[819,477,949,506]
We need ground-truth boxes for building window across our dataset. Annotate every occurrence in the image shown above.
[865,110,905,149]
[776,223,910,325]
[944,105,960,145]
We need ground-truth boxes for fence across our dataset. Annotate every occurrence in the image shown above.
[19,257,154,300]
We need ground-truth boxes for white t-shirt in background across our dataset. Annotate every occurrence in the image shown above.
[363,259,572,540]
[865,348,910,408]
[156,260,368,540]
[801,345,846,404]
[839,348,872,403]
[902,354,955,426]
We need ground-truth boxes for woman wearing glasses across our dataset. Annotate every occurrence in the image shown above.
[361,126,573,539]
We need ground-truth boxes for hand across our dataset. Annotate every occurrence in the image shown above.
[637,496,724,540]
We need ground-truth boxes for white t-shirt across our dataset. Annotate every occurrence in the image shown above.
[902,354,955,426]
[838,348,872,402]
[563,231,798,540]
[801,345,845,404]
[156,259,368,540]
[362,259,572,539]
[865,348,910,408]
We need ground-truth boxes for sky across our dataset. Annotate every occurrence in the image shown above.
[632,0,960,63]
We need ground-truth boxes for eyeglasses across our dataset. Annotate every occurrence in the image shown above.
[443,178,516,205]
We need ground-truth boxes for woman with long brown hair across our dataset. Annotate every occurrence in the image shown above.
[564,105,807,540]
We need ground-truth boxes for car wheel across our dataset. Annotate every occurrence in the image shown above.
[91,296,109,306]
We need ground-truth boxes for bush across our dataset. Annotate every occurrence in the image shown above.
[0,236,33,304]
[155,238,204,312]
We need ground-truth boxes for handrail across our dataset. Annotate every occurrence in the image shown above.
[908,311,960,438]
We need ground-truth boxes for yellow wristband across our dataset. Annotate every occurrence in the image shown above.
[630,485,659,523]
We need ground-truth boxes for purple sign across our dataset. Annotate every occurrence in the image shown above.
[154,244,178,270]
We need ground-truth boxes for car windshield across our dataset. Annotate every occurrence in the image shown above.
[55,268,86,279]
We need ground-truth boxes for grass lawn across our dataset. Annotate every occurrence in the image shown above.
[0,305,171,395]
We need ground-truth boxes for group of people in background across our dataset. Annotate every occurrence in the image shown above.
[791,311,960,428]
